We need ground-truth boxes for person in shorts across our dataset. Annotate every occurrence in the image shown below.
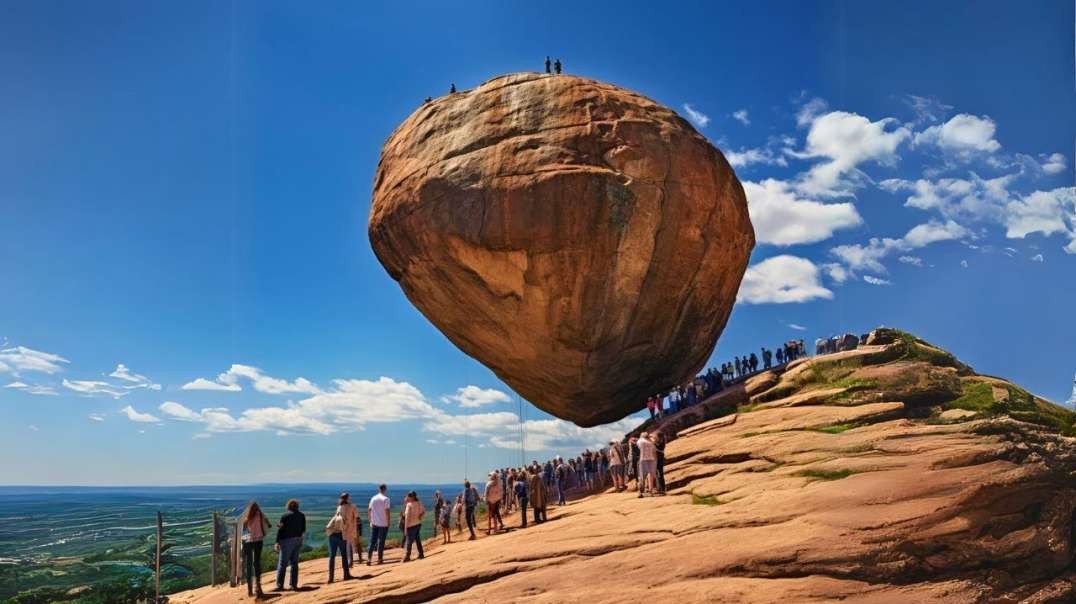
[636,432,658,498]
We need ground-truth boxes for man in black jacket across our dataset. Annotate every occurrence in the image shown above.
[274,499,306,591]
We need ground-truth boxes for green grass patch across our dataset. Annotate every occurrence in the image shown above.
[807,423,858,434]
[796,469,855,481]
[739,431,760,438]
[945,381,996,414]
[691,493,725,506]
[737,403,763,413]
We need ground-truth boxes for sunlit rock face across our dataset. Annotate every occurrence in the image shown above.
[369,73,754,426]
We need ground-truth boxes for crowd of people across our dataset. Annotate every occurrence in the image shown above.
[233,332,845,596]
[232,435,671,596]
[644,339,809,420]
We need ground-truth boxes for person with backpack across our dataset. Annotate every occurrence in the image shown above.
[440,493,454,543]
[402,491,426,562]
[609,440,625,492]
[484,472,505,534]
[325,506,353,582]
[335,492,358,569]
[462,479,480,540]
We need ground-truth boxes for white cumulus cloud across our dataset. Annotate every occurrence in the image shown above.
[795,110,911,197]
[915,113,1001,156]
[737,255,834,304]
[731,109,750,126]
[743,179,862,245]
[109,364,161,391]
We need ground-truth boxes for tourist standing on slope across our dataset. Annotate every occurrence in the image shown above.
[485,471,505,533]
[239,501,270,598]
[325,507,352,582]
[609,440,625,492]
[462,479,481,540]
[336,492,358,569]
[402,491,426,562]
[453,493,464,535]
[555,457,569,505]
[528,466,548,523]
[637,433,658,497]
[440,493,453,543]
[554,58,562,74]
[654,433,667,495]
[367,485,391,565]
[514,470,529,527]
[274,499,306,592]
[432,490,445,540]
[545,56,551,74]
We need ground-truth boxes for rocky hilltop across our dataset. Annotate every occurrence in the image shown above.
[174,329,1075,603]
[368,73,754,426]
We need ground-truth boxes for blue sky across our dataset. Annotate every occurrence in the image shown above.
[2,1,1073,485]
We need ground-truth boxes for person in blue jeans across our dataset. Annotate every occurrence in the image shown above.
[274,499,305,591]
[325,507,352,583]
[366,484,391,565]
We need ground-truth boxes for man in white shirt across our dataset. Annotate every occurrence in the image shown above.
[637,432,658,498]
[367,484,391,565]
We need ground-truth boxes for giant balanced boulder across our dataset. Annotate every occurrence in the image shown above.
[369,73,754,426]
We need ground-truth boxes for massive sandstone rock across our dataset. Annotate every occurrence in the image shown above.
[369,73,754,425]
[174,331,1076,603]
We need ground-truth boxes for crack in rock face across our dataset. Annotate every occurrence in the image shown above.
[369,73,754,425]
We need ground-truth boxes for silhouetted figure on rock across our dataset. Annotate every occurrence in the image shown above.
[545,56,551,74]
[554,58,562,74]
[449,83,456,94]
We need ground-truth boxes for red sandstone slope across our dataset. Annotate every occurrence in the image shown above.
[173,329,1076,603]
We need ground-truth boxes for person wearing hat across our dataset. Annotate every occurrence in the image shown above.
[336,492,359,568]
[484,471,505,534]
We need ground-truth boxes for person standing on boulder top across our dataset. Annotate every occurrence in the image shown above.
[544,56,551,73]
[449,83,456,94]
[554,58,562,74]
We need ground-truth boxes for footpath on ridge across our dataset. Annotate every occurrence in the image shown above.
[173,328,1076,603]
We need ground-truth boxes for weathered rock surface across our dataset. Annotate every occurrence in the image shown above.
[369,73,754,426]
[175,330,1076,603]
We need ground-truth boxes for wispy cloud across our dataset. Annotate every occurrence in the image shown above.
[0,346,69,376]
[63,379,130,399]
[788,323,807,331]
[4,381,59,396]
[440,386,511,408]
[181,364,321,395]
[682,103,711,128]
[863,275,892,286]
[731,109,750,126]
[109,364,161,391]
[121,405,160,423]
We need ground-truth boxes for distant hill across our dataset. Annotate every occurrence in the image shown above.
[172,328,1076,603]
